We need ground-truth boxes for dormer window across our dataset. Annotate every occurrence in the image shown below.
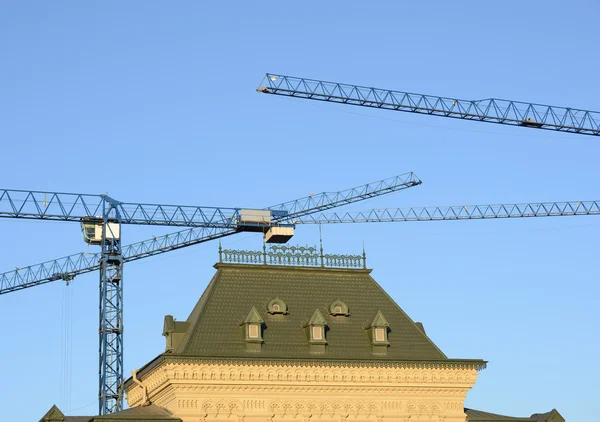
[329,299,349,316]
[312,326,323,340]
[241,307,264,351]
[267,298,288,315]
[304,309,327,352]
[367,310,389,353]
[375,327,385,342]
[248,323,260,339]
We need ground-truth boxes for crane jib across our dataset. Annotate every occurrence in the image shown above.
[258,74,600,136]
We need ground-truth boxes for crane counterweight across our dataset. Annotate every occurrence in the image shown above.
[264,226,295,243]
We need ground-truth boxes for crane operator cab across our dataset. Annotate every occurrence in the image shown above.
[81,218,121,245]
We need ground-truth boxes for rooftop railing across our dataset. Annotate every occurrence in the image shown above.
[218,244,366,269]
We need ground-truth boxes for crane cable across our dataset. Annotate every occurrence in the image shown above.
[60,280,73,414]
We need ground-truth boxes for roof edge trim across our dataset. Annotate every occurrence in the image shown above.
[213,262,373,273]
[125,354,487,390]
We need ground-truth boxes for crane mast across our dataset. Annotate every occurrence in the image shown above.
[98,202,123,414]
[258,74,600,136]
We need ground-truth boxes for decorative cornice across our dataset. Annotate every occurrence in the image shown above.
[126,357,483,397]
[125,353,485,393]
[160,356,487,371]
[171,385,473,394]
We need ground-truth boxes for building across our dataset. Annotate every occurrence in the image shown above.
[41,245,565,422]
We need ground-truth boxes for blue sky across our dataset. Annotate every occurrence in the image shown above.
[1,1,599,420]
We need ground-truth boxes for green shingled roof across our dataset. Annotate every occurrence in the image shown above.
[465,408,565,422]
[466,408,531,421]
[39,404,181,422]
[93,404,180,421]
[173,263,449,361]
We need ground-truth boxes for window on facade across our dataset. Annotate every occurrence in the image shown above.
[248,324,259,338]
[375,327,385,342]
[329,300,349,316]
[267,298,287,314]
[312,326,323,340]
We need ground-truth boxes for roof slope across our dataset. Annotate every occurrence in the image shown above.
[466,408,530,421]
[465,408,565,422]
[40,404,180,422]
[94,404,180,421]
[174,263,448,361]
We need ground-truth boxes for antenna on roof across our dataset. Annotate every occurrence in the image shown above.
[362,240,367,269]
[262,234,267,265]
[319,224,323,249]
[319,224,324,267]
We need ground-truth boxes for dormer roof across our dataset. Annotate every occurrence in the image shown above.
[243,306,264,324]
[369,310,389,328]
[306,308,327,326]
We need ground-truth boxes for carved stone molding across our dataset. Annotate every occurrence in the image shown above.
[160,363,477,386]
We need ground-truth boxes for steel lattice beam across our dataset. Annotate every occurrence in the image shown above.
[0,189,240,227]
[258,74,600,136]
[268,172,421,217]
[0,227,235,295]
[292,201,600,224]
[0,172,421,295]
[0,172,420,226]
[4,199,599,296]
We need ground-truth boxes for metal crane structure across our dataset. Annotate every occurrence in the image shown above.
[3,190,600,414]
[4,74,598,417]
[3,194,599,410]
[257,74,600,136]
[292,200,600,224]
[4,198,599,296]
[0,171,421,414]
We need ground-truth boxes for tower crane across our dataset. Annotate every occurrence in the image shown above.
[0,172,421,415]
[257,74,600,136]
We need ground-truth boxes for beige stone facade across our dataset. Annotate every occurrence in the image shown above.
[126,360,480,422]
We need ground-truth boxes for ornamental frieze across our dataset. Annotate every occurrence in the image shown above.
[163,364,477,386]
[189,398,462,421]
